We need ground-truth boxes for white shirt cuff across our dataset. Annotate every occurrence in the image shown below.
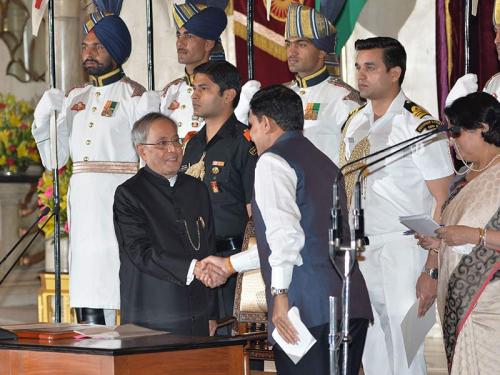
[230,245,260,273]
[186,259,197,285]
[271,264,294,290]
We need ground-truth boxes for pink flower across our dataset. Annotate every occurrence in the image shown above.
[0,103,6,110]
[6,158,15,166]
[8,145,16,152]
[64,221,70,234]
[44,185,54,198]
[20,123,28,130]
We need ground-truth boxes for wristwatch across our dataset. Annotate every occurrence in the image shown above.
[271,287,288,296]
[422,267,439,280]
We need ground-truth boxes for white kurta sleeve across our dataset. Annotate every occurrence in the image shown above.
[254,152,304,290]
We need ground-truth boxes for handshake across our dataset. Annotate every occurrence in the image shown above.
[194,256,235,288]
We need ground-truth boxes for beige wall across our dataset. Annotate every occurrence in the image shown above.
[342,0,438,117]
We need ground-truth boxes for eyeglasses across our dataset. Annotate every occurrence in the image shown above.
[140,138,183,149]
[176,32,194,41]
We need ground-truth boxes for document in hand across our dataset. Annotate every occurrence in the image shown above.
[399,214,441,237]
[401,300,436,366]
[271,306,317,364]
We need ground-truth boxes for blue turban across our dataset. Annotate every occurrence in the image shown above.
[173,5,227,41]
[83,11,132,66]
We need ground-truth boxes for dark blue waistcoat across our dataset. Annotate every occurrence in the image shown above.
[252,131,372,338]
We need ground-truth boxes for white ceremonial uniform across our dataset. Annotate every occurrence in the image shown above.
[160,76,203,139]
[286,66,364,165]
[32,72,159,309]
[340,90,454,375]
[484,72,500,98]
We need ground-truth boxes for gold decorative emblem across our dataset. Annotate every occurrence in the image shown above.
[263,0,304,22]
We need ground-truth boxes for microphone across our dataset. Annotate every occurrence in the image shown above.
[0,207,52,285]
[332,122,451,247]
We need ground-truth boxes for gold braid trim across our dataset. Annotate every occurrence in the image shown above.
[338,106,370,208]
[185,152,206,180]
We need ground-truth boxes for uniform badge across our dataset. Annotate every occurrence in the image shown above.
[249,146,257,156]
[71,102,86,111]
[210,181,220,193]
[211,167,220,175]
[168,100,180,110]
[416,119,440,133]
[101,100,118,117]
[191,115,202,128]
[212,161,225,167]
[243,129,252,141]
[304,103,320,120]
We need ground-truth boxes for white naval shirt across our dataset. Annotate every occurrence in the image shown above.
[342,90,454,236]
[32,74,159,309]
[230,152,304,290]
[484,72,500,98]
[287,66,364,165]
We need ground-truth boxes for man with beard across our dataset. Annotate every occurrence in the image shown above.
[32,7,159,325]
[283,3,364,165]
[181,61,257,333]
[446,0,500,102]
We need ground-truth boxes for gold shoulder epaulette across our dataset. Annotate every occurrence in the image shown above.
[341,103,366,132]
[122,77,146,97]
[328,77,365,105]
[403,100,431,119]
[65,83,88,97]
[161,77,184,97]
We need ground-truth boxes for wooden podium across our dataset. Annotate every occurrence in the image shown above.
[0,333,246,374]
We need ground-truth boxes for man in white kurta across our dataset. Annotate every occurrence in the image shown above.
[340,37,454,375]
[284,4,364,165]
[32,10,158,324]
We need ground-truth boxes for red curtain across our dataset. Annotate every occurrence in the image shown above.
[233,0,316,85]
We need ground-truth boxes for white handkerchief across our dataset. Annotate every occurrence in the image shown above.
[271,306,317,364]
[452,244,474,255]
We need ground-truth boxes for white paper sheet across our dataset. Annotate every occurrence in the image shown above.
[399,214,441,237]
[271,306,317,364]
[401,300,436,366]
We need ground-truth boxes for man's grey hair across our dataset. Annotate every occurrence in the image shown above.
[131,112,176,147]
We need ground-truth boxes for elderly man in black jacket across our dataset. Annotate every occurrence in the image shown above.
[113,112,222,335]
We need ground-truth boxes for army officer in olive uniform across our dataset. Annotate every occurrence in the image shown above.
[181,61,257,330]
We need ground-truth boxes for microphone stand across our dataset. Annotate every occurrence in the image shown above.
[329,124,450,375]
[0,208,52,285]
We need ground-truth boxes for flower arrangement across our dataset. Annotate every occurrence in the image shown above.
[0,93,40,174]
[37,162,72,238]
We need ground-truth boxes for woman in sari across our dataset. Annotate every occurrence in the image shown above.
[417,92,500,374]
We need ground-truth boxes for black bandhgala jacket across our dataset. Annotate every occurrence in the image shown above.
[113,166,217,336]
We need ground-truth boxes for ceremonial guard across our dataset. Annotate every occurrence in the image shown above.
[339,37,454,375]
[283,3,364,165]
[182,61,257,330]
[446,0,500,102]
[160,3,227,139]
[32,5,159,324]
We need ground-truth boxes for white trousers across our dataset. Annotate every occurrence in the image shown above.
[360,232,428,375]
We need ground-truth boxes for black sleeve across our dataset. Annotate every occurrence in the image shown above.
[113,185,191,286]
[236,139,258,204]
[201,184,219,320]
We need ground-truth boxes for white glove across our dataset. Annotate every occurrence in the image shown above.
[234,80,261,125]
[33,88,64,126]
[445,73,478,106]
